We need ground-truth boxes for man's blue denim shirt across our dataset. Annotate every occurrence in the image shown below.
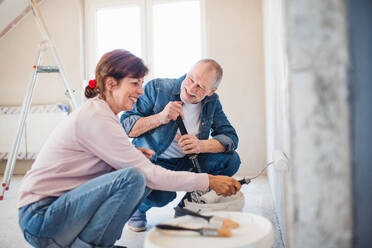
[120,75,239,161]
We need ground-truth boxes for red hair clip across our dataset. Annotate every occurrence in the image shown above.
[88,79,96,89]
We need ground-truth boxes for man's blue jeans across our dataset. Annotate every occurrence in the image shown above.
[18,168,150,248]
[139,152,241,212]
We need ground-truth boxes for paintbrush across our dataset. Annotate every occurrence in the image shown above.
[156,224,232,237]
[174,207,239,229]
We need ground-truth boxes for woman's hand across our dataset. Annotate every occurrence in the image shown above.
[208,175,241,196]
[137,147,155,159]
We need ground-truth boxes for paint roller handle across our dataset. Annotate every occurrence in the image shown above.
[175,116,198,159]
[176,116,188,135]
[238,177,251,185]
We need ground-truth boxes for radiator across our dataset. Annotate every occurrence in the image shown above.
[0,104,69,160]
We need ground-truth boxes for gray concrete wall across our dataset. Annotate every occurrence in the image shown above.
[285,0,352,247]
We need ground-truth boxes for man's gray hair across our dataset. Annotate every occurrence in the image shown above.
[195,59,223,89]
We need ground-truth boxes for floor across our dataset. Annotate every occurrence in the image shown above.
[0,175,284,248]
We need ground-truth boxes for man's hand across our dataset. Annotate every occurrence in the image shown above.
[137,147,155,159]
[176,134,203,154]
[158,101,184,125]
[208,175,241,197]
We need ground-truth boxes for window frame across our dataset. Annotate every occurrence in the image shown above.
[84,0,205,80]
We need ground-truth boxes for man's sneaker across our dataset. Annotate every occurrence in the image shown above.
[127,209,147,232]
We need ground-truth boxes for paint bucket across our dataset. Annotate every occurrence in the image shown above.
[183,191,245,213]
[144,211,274,248]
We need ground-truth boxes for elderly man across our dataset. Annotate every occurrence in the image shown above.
[120,59,241,231]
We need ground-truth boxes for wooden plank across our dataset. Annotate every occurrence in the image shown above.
[0,0,42,40]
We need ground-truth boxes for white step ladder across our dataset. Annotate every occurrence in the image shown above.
[0,0,79,200]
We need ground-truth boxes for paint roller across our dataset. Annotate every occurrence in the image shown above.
[238,150,289,186]
[272,150,289,171]
[199,151,289,204]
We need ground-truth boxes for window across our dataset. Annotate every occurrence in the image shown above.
[151,1,202,78]
[96,6,142,59]
[85,0,204,80]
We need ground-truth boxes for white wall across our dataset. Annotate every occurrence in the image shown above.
[0,0,83,106]
[204,0,266,176]
[0,0,266,177]
[263,0,290,244]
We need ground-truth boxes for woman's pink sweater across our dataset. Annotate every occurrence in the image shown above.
[18,98,208,208]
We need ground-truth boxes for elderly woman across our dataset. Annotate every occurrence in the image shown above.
[18,49,241,248]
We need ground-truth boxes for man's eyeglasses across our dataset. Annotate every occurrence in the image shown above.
[186,74,208,95]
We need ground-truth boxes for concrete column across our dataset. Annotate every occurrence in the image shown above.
[285,0,352,247]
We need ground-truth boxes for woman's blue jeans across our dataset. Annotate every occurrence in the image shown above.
[18,168,149,248]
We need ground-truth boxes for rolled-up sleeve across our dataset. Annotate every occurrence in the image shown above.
[120,114,141,134]
[210,99,239,153]
[213,134,236,152]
